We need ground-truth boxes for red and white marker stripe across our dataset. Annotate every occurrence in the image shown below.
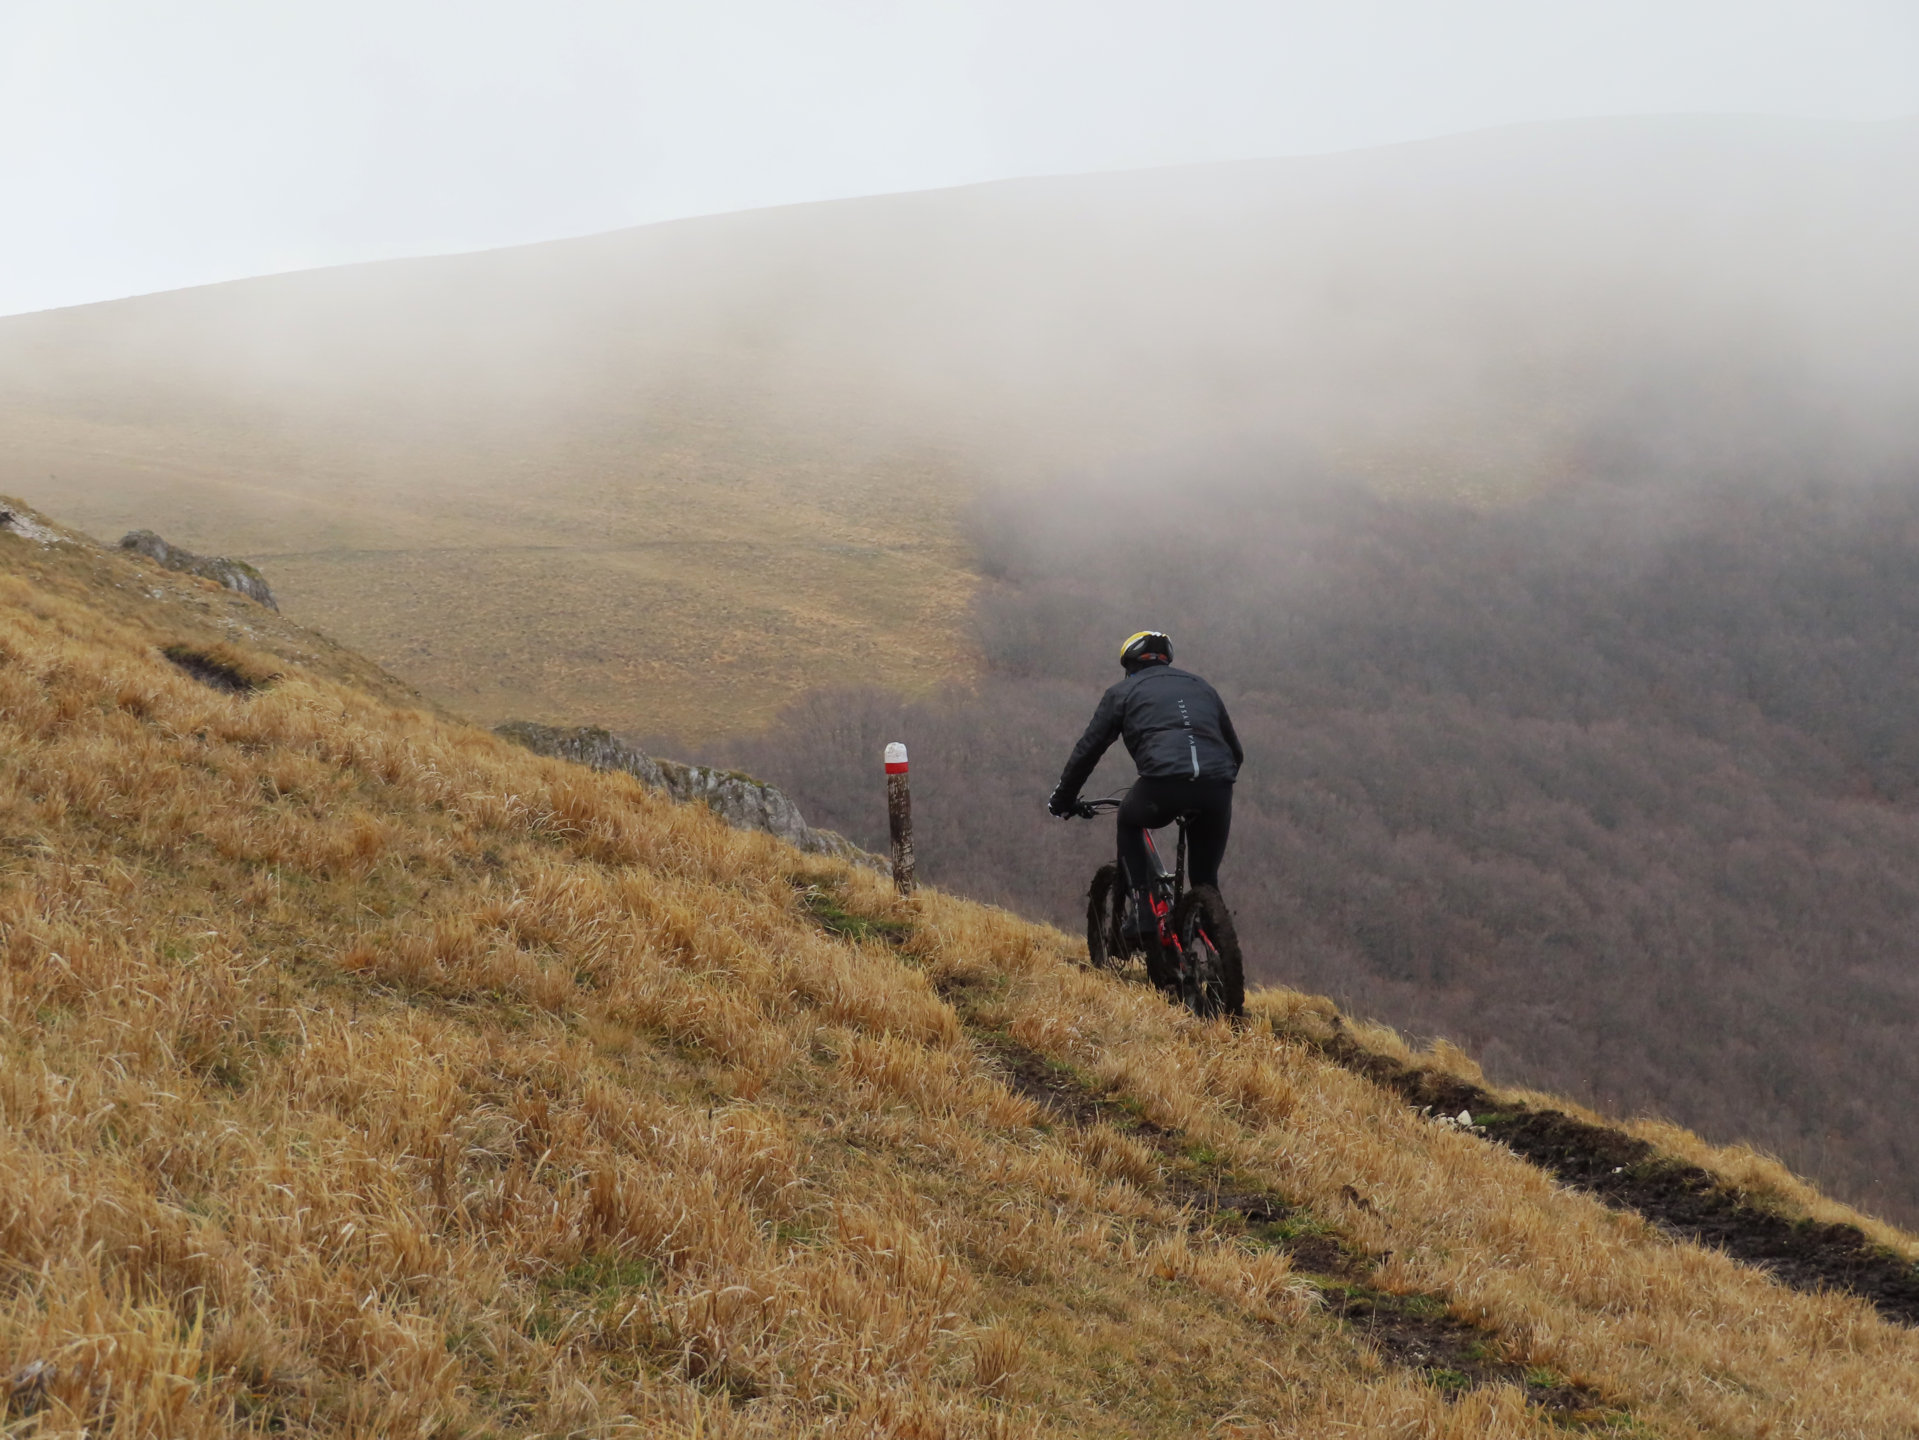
[884,742,909,775]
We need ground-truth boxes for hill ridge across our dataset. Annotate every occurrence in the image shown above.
[11,111,1916,324]
[12,111,1917,742]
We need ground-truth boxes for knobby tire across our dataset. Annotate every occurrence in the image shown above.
[1173,885,1244,1019]
[1085,863,1126,971]
[1087,863,1178,992]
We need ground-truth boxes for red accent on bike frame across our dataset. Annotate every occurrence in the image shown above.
[1136,831,1182,950]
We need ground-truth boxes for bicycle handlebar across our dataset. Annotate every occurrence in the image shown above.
[1071,795,1126,818]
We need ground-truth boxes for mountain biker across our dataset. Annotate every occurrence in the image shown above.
[1048,631,1242,945]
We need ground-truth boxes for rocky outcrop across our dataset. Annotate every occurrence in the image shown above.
[0,508,63,546]
[119,530,278,610]
[496,722,885,872]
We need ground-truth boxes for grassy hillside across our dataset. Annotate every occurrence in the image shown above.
[1,393,978,740]
[8,115,1916,741]
[10,504,1919,1437]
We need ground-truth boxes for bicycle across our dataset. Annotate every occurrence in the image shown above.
[1071,795,1245,1019]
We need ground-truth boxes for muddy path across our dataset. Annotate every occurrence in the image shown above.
[1298,1020,1919,1327]
[794,875,1624,1422]
[801,864,1919,1334]
[974,1029,1619,1425]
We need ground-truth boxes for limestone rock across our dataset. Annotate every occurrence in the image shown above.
[0,508,62,546]
[119,530,278,610]
[495,722,885,872]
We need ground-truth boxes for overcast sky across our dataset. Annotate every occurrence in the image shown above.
[3,0,1916,317]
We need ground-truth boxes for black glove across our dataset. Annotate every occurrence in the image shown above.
[1047,787,1078,819]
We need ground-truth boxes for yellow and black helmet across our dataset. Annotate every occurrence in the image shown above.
[1119,630,1173,671]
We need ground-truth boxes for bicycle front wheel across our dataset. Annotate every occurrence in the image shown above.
[1085,862,1126,971]
[1173,885,1244,1019]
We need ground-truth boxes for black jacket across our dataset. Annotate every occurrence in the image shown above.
[1056,663,1243,799]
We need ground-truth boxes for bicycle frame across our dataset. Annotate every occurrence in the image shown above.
[1074,792,1243,1018]
[1137,824,1185,944]
[1084,796,1190,960]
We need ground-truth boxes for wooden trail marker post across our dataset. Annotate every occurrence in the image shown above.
[884,742,916,895]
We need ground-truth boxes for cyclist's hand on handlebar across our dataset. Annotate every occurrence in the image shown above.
[1049,788,1112,821]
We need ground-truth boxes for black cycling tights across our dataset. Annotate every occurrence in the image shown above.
[1117,777,1233,894]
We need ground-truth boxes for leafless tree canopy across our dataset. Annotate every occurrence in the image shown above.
[713,416,1919,1223]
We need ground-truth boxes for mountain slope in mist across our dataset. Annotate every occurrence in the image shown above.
[13,497,1919,1437]
[723,468,1919,1228]
[6,114,1917,736]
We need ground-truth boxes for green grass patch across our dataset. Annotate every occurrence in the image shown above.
[773,1219,823,1248]
[543,1254,660,1298]
[795,883,912,946]
[1244,1211,1335,1247]
[1181,1140,1227,1168]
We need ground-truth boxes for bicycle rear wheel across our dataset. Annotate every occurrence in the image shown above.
[1085,863,1126,970]
[1172,885,1244,1019]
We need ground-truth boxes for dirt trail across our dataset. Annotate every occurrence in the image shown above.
[805,873,1919,1420]
[972,1031,1618,1424]
[1300,1022,1919,1327]
[792,877,1626,1422]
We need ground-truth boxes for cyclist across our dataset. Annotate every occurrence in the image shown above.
[1048,631,1242,947]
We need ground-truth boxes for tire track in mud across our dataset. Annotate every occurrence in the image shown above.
[796,876,1626,1423]
[966,1025,1620,1426]
[1295,1017,1919,1327]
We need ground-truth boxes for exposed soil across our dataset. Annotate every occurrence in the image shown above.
[1310,1023,1919,1327]
[161,644,271,695]
[978,1031,1617,1424]
[804,872,1916,1431]
[804,889,1626,1419]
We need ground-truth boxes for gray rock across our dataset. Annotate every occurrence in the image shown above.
[119,530,278,610]
[0,509,62,546]
[495,721,885,872]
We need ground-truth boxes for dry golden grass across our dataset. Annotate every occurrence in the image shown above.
[9,382,979,742]
[6,508,1919,1436]
[0,500,434,715]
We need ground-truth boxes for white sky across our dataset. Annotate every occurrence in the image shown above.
[3,0,1916,317]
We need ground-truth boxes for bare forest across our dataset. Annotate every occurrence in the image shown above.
[710,409,1919,1226]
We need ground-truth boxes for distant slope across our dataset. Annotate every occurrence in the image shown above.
[12,495,1919,1436]
[723,467,1919,1228]
[6,114,1917,737]
[0,382,978,739]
